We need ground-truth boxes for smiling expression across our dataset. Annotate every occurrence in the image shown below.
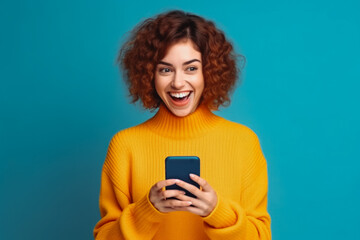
[155,40,204,117]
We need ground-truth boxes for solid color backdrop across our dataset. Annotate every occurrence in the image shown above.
[1,0,359,239]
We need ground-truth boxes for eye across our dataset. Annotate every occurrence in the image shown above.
[186,66,198,71]
[159,67,172,73]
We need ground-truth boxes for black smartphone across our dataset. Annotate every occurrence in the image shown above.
[165,156,200,199]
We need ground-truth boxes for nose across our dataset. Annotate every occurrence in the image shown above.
[171,72,186,89]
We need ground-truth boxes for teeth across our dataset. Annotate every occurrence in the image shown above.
[169,92,190,98]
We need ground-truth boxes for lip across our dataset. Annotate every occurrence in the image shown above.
[168,90,192,94]
[167,91,192,107]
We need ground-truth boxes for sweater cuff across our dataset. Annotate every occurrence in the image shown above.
[132,190,167,224]
[202,195,239,228]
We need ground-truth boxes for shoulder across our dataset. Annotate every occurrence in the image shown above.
[216,116,260,143]
[103,123,148,171]
[217,117,267,169]
[108,121,151,147]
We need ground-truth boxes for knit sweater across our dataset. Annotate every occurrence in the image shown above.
[93,104,271,239]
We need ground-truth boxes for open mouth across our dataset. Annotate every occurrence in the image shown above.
[168,91,192,102]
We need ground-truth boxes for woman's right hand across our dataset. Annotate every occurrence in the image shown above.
[149,179,193,213]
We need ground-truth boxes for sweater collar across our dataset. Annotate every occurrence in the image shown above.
[144,103,221,139]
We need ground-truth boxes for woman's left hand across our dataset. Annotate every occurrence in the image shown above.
[173,174,218,217]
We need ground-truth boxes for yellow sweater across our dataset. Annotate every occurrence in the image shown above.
[93,104,271,239]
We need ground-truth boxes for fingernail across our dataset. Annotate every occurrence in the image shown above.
[181,191,186,194]
[188,201,192,205]
[189,173,195,177]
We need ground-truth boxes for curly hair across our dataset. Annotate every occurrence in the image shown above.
[118,10,243,110]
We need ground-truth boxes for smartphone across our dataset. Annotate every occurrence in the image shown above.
[165,156,200,199]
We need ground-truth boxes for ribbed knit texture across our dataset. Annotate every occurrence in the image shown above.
[93,104,271,240]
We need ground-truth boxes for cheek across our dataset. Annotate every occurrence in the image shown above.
[195,74,205,96]
[154,75,167,97]
[198,85,205,99]
[154,78,160,94]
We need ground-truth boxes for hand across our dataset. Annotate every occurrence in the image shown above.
[172,174,218,217]
[149,179,193,213]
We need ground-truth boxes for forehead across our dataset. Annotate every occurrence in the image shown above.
[161,40,201,62]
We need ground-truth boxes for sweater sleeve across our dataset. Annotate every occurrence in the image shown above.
[201,131,271,240]
[93,132,166,239]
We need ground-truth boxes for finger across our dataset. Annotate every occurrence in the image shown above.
[175,180,202,198]
[175,193,203,208]
[160,204,194,213]
[189,174,213,192]
[153,179,179,191]
[162,199,193,209]
[161,190,186,200]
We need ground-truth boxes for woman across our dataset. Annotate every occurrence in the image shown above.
[94,10,271,240]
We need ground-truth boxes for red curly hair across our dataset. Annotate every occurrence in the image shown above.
[118,10,243,110]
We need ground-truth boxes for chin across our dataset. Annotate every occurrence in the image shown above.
[168,106,194,117]
[171,111,190,117]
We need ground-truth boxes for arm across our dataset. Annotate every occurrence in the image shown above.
[174,131,271,239]
[93,133,166,239]
[202,132,271,239]
[202,163,271,239]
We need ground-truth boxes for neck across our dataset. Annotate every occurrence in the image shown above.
[144,103,221,139]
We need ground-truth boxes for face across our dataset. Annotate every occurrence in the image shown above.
[155,40,204,117]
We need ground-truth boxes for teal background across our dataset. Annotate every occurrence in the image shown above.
[1,0,359,239]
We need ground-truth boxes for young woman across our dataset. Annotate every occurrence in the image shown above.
[94,10,271,240]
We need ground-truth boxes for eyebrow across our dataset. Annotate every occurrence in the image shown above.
[158,59,201,67]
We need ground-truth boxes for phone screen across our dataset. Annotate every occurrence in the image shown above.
[165,156,200,198]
